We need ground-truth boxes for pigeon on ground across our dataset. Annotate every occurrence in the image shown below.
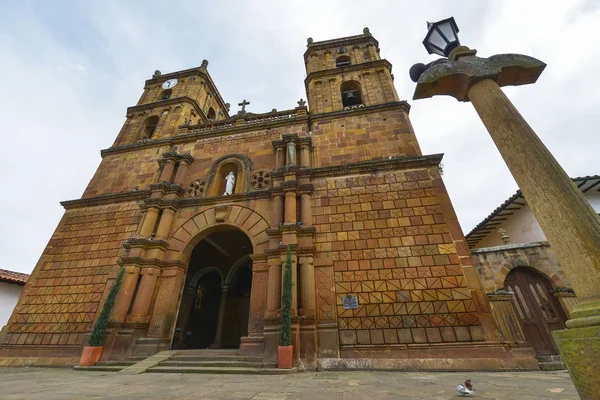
[457,379,473,396]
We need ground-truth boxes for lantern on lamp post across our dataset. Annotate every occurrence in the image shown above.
[409,17,600,400]
[423,17,460,57]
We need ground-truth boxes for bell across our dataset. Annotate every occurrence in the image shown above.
[344,91,360,106]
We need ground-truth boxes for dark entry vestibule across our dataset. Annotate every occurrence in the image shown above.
[171,228,253,350]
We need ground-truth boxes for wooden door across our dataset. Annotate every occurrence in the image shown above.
[504,267,567,356]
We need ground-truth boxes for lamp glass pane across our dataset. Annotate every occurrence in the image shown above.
[427,29,447,50]
[437,21,456,42]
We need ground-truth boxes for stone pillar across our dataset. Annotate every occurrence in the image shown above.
[300,193,312,226]
[155,208,176,241]
[173,160,191,185]
[127,267,161,323]
[468,78,600,399]
[159,159,176,183]
[299,256,316,315]
[211,285,229,349]
[266,257,282,317]
[111,265,140,323]
[271,195,284,227]
[299,144,310,168]
[149,267,186,338]
[275,147,285,169]
[139,207,159,238]
[284,191,296,224]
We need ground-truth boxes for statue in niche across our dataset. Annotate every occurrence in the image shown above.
[194,284,205,310]
[287,142,296,165]
[223,172,236,195]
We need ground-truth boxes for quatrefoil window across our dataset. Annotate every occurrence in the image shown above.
[187,179,206,197]
[250,171,271,190]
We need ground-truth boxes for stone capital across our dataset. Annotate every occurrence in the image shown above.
[413,49,546,102]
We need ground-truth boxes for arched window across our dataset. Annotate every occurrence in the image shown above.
[143,116,160,139]
[160,89,172,100]
[336,55,351,67]
[207,107,216,120]
[341,80,363,108]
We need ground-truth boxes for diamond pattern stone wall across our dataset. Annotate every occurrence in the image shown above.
[2,203,140,347]
[312,168,485,346]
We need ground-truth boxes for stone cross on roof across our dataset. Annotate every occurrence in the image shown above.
[238,99,250,114]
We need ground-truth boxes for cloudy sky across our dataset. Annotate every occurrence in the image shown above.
[1,0,599,274]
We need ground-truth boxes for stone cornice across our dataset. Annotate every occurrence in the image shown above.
[305,59,392,86]
[122,238,169,250]
[61,190,150,210]
[127,96,205,121]
[304,34,379,61]
[267,225,316,237]
[149,182,186,197]
[310,154,443,178]
[100,115,309,158]
[141,198,181,211]
[179,189,271,208]
[119,256,186,269]
[309,101,410,124]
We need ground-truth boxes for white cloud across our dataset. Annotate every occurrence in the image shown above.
[0,0,598,273]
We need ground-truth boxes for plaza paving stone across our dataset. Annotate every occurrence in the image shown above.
[0,367,579,399]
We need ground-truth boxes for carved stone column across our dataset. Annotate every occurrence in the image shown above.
[265,256,282,317]
[127,267,161,323]
[111,265,140,323]
[300,193,312,226]
[275,147,285,169]
[299,144,310,168]
[139,207,159,238]
[149,267,186,338]
[173,160,191,185]
[284,191,296,224]
[271,194,284,227]
[211,284,229,349]
[155,207,176,241]
[299,256,316,315]
[159,159,176,183]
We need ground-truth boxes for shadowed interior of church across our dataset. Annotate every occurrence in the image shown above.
[171,229,253,349]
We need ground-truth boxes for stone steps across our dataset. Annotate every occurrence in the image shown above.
[168,355,263,362]
[160,360,273,368]
[536,354,566,371]
[148,366,296,375]
[73,365,125,372]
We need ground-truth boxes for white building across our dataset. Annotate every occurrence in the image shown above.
[0,269,29,330]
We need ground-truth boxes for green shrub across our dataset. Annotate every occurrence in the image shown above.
[279,246,293,346]
[88,267,125,346]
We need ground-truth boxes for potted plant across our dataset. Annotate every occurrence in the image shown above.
[79,266,124,366]
[278,246,294,369]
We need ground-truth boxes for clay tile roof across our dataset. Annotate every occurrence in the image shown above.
[0,268,29,285]
[466,175,600,243]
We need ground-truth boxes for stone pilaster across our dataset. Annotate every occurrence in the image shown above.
[127,267,160,323]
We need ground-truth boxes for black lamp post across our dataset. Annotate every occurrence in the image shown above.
[409,17,600,400]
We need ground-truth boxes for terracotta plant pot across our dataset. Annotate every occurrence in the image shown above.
[79,346,103,366]
[277,345,293,369]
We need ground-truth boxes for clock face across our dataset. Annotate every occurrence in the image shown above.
[162,79,178,89]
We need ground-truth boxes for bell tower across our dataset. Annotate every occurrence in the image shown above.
[304,27,399,114]
[112,60,230,147]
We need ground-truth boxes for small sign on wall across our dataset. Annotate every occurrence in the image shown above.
[342,294,359,310]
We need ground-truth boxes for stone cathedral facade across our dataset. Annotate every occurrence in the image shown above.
[0,30,538,370]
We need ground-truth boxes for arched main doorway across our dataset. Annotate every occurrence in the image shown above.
[171,228,253,349]
[504,267,567,356]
